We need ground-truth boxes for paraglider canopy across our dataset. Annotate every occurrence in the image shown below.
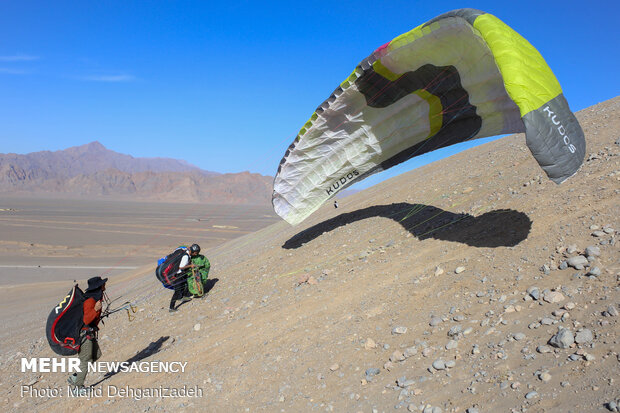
[272,8,585,225]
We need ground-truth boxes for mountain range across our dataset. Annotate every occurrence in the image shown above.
[0,141,273,204]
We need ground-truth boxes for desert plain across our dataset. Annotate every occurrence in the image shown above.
[0,97,618,412]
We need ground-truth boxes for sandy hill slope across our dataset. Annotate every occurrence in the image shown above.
[2,97,619,412]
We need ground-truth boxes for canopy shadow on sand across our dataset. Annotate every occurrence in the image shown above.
[283,203,532,249]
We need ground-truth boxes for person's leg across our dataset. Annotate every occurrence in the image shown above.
[93,339,102,361]
[181,279,189,298]
[169,277,187,309]
[74,335,93,386]
[170,286,182,309]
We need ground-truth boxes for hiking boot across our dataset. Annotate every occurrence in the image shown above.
[169,308,177,313]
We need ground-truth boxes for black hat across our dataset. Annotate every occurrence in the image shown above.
[85,276,108,292]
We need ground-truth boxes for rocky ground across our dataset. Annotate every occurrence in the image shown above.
[1,97,618,412]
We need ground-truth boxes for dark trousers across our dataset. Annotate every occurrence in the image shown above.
[169,276,188,309]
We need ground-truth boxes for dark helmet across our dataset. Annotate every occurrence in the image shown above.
[190,244,201,254]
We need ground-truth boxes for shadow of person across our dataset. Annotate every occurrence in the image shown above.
[283,203,531,249]
[91,336,170,386]
[203,278,219,295]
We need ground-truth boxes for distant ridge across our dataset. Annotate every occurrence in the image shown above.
[0,142,272,205]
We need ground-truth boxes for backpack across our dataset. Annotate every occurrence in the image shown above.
[155,247,189,289]
[45,285,85,355]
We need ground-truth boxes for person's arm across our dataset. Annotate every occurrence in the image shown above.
[178,255,195,271]
[83,298,101,325]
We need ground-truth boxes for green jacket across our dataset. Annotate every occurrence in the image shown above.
[187,254,210,295]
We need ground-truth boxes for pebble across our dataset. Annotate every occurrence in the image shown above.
[525,391,539,400]
[543,291,565,303]
[365,338,377,349]
[549,328,574,348]
[527,286,540,300]
[575,329,593,344]
[429,316,442,327]
[365,368,380,376]
[455,266,466,274]
[541,317,555,325]
[537,345,552,353]
[330,363,339,371]
[445,360,456,368]
[432,359,446,370]
[606,401,618,412]
[585,245,601,257]
[587,267,601,277]
[605,305,619,317]
[446,340,458,350]
[539,372,552,382]
[392,326,408,335]
[567,255,589,270]
[448,326,462,337]
[466,409,480,413]
[403,346,418,358]
[397,377,416,388]
[434,267,444,276]
[193,323,201,331]
[390,351,406,362]
[514,332,526,341]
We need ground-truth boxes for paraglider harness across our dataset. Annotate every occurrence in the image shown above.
[156,246,191,289]
[46,283,138,355]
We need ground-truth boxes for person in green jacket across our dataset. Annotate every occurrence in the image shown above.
[187,254,210,297]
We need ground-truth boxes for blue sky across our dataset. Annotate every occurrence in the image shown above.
[1,1,618,187]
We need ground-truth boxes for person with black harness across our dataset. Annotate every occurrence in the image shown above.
[67,276,107,391]
[169,244,201,312]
